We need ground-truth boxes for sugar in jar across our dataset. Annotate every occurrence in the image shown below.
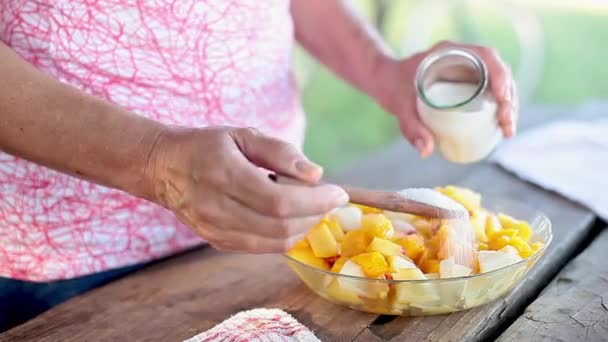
[415,49,503,164]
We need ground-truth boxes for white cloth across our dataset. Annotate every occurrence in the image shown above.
[491,118,608,221]
[184,308,321,342]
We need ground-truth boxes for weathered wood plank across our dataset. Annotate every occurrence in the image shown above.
[0,248,378,342]
[352,164,595,342]
[498,227,608,342]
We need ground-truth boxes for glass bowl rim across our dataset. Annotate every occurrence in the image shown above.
[283,196,553,284]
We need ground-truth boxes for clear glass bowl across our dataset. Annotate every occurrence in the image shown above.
[284,197,553,316]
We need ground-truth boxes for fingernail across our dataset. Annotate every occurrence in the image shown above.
[330,187,349,204]
[414,138,426,154]
[295,159,322,177]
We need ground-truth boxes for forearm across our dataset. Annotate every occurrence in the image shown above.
[0,42,165,201]
[290,0,394,97]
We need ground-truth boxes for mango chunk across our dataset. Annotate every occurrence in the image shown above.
[341,230,373,257]
[361,214,394,239]
[367,237,403,257]
[351,252,389,278]
[394,234,425,262]
[287,247,330,271]
[307,223,340,258]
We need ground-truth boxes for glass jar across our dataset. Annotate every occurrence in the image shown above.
[415,49,502,164]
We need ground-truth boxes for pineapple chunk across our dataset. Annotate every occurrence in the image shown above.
[366,237,403,257]
[351,252,389,278]
[485,214,503,240]
[291,239,309,250]
[508,236,534,258]
[331,205,362,232]
[330,256,348,273]
[489,235,510,251]
[437,185,481,212]
[387,255,416,273]
[286,247,330,271]
[325,279,363,304]
[307,223,340,258]
[341,230,373,257]
[498,213,533,242]
[470,210,489,243]
[394,234,425,261]
[531,241,545,253]
[338,260,388,299]
[325,217,345,241]
[361,214,394,239]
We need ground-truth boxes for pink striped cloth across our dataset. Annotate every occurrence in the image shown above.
[184,309,320,342]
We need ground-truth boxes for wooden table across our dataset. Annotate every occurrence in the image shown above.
[1,102,606,342]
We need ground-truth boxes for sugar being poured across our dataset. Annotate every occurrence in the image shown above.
[399,188,474,268]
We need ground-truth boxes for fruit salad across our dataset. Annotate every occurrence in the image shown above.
[285,186,548,315]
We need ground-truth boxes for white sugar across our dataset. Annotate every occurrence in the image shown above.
[398,188,467,213]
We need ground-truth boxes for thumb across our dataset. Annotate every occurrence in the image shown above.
[232,128,323,183]
[398,107,435,158]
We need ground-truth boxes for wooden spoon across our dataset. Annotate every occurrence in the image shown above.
[269,174,466,219]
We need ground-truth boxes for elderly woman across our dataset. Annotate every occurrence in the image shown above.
[0,0,516,331]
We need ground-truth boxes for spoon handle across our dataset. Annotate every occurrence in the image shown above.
[268,174,462,219]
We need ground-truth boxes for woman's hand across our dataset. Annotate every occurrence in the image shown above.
[372,41,518,158]
[147,126,349,253]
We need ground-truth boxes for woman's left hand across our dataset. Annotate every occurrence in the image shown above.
[372,40,518,158]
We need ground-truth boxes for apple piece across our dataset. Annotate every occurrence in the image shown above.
[338,260,388,299]
[438,257,473,308]
[478,249,522,273]
[425,273,440,279]
[307,223,340,258]
[439,257,473,279]
[392,268,440,306]
[330,256,348,273]
[331,205,362,232]
[387,255,417,273]
[366,237,403,257]
[325,279,363,305]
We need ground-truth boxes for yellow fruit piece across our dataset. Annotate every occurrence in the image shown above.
[531,241,545,252]
[367,237,403,257]
[497,213,534,242]
[477,242,489,250]
[325,217,345,241]
[485,214,503,240]
[470,210,488,243]
[493,228,518,239]
[286,247,330,271]
[436,185,481,212]
[330,256,349,273]
[291,239,309,250]
[325,279,363,304]
[509,236,534,259]
[353,203,383,214]
[361,214,394,239]
[351,252,389,278]
[387,255,416,273]
[421,258,440,274]
[394,234,425,262]
[517,223,533,243]
[307,223,340,258]
[341,230,373,257]
[489,235,510,251]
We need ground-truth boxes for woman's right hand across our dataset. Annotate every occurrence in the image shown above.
[147,126,349,253]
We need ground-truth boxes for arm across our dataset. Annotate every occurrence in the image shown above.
[290,1,517,157]
[290,0,393,98]
[0,41,163,201]
[0,42,347,252]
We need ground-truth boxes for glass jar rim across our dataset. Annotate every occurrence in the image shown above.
[415,48,489,110]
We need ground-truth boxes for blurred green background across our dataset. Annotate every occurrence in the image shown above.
[296,0,608,172]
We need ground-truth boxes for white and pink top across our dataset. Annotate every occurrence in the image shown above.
[0,0,305,281]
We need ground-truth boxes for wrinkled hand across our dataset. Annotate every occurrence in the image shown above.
[373,40,518,157]
[148,126,349,253]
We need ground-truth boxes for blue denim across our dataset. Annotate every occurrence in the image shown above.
[0,263,144,332]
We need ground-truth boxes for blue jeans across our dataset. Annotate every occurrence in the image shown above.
[0,263,145,332]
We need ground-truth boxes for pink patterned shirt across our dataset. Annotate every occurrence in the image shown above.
[0,0,305,281]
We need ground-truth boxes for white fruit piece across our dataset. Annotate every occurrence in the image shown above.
[331,205,362,232]
[392,268,440,307]
[324,279,363,305]
[338,260,388,300]
[383,211,417,234]
[387,255,416,273]
[439,257,473,279]
[478,249,522,273]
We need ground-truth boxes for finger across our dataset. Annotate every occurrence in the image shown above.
[232,127,322,183]
[209,192,326,239]
[474,47,514,137]
[226,157,349,217]
[206,226,303,253]
[398,102,435,158]
[510,79,519,135]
